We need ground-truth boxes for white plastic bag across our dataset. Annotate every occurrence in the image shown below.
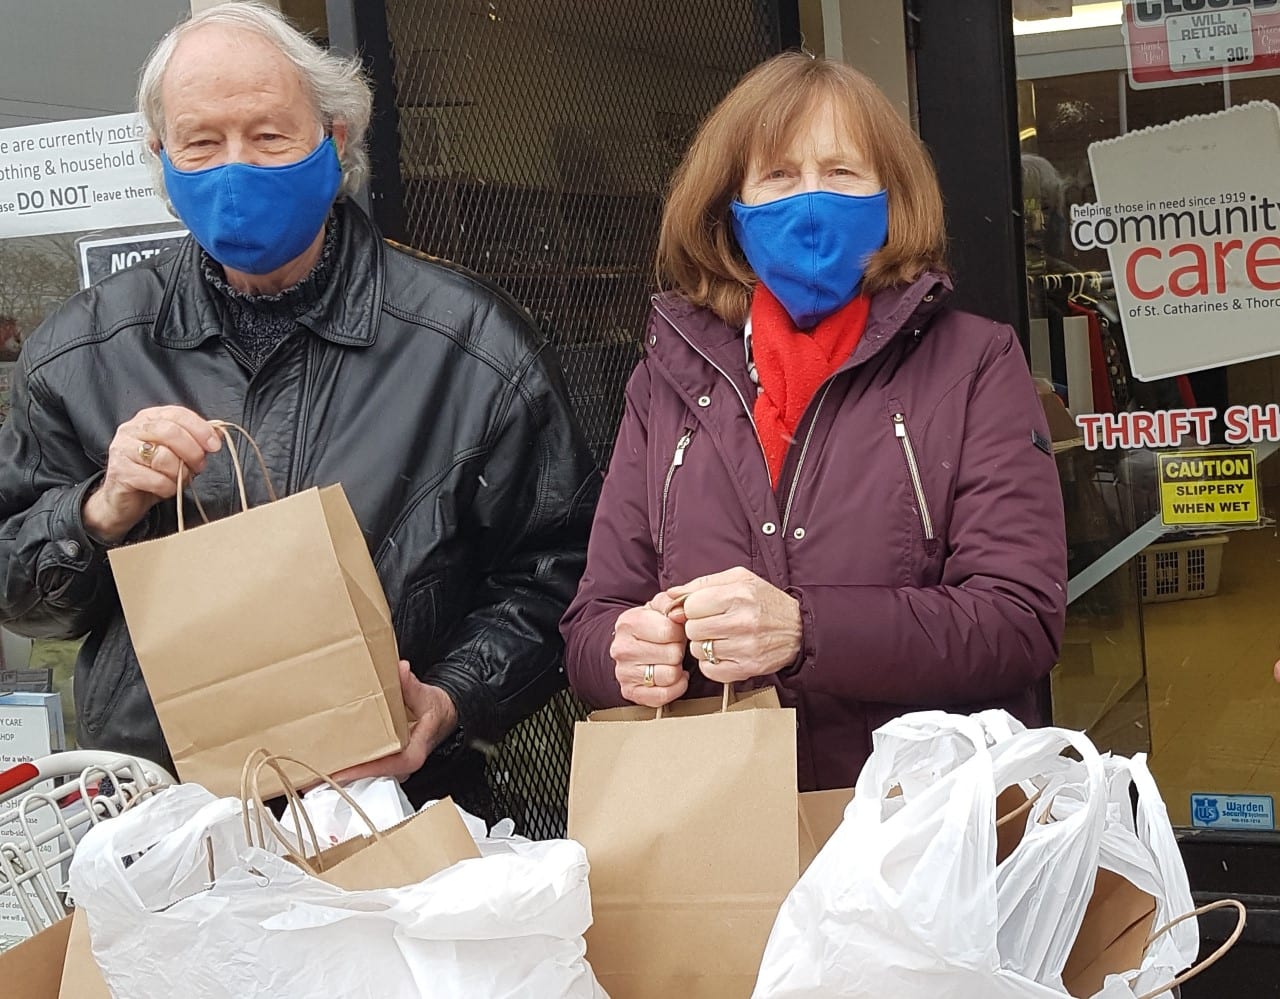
[988,726,1108,987]
[69,785,605,998]
[278,776,414,850]
[278,776,533,863]
[755,710,1210,999]
[1090,754,1198,997]
[753,711,1067,999]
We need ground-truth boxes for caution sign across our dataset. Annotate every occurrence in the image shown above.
[1158,448,1260,526]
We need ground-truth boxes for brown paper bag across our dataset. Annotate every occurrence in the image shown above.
[109,424,407,799]
[0,916,73,999]
[240,751,480,892]
[0,911,111,999]
[568,686,798,999]
[1061,868,1158,999]
[59,908,112,999]
[994,780,1159,998]
[797,788,852,872]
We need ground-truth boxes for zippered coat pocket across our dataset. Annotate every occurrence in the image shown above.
[892,411,940,558]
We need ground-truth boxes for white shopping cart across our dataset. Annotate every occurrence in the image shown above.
[0,752,173,948]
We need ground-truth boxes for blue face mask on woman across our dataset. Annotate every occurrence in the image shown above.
[731,189,889,329]
[161,136,342,275]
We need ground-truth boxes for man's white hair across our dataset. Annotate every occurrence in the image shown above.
[137,1,372,205]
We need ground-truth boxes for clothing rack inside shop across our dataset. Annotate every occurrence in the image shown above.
[1028,269,1194,417]
[1031,270,1113,296]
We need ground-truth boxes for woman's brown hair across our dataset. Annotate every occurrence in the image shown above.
[657,53,948,328]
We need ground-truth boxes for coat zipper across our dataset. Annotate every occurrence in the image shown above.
[652,301,771,476]
[780,382,834,536]
[657,428,694,555]
[652,299,841,538]
[893,412,935,541]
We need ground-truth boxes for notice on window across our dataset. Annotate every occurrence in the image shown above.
[1126,0,1280,89]
[77,229,188,289]
[1072,102,1280,380]
[0,113,174,240]
[1158,448,1260,526]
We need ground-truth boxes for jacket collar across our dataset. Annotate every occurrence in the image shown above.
[650,271,952,398]
[151,200,386,350]
[848,270,952,369]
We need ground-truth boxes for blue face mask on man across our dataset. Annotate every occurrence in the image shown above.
[731,189,889,329]
[161,136,342,275]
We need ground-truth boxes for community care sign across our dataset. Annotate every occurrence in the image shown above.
[0,113,173,239]
[1073,102,1280,381]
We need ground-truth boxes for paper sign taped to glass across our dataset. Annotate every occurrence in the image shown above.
[1080,102,1280,380]
[108,424,408,799]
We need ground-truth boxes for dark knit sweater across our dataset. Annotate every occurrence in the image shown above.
[201,215,340,371]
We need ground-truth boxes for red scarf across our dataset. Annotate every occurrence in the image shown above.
[750,284,871,487]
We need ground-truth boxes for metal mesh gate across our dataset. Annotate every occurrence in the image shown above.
[379,0,786,838]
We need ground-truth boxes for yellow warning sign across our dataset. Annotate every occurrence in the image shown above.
[1158,449,1259,527]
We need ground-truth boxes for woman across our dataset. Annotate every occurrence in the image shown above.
[561,53,1066,792]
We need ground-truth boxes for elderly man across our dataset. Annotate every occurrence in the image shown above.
[0,3,598,815]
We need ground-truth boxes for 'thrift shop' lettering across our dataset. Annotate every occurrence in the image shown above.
[1076,404,1280,449]
[1133,0,1279,21]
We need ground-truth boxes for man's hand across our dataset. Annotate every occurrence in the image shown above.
[83,405,222,543]
[667,566,802,684]
[334,661,460,783]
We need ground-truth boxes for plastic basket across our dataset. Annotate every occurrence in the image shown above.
[1136,535,1228,603]
[0,752,173,948]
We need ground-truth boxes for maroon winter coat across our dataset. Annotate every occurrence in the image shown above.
[561,273,1067,791]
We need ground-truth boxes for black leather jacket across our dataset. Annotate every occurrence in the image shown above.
[0,202,599,803]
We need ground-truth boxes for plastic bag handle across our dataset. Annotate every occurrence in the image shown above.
[176,421,279,532]
[655,683,732,720]
[1133,898,1246,999]
[238,749,384,875]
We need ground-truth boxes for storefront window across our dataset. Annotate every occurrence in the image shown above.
[1015,0,1280,830]
[0,0,190,745]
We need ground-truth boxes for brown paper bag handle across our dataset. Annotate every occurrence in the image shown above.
[240,750,386,874]
[655,683,733,720]
[176,421,280,533]
[995,786,1045,830]
[240,750,327,871]
[1131,898,1246,999]
[238,749,385,875]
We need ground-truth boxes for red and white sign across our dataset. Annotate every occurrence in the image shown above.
[1075,103,1280,381]
[1125,0,1280,89]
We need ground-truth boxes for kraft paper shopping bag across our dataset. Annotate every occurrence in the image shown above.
[797,787,852,872]
[240,751,480,892]
[59,908,111,999]
[567,685,798,999]
[0,910,111,999]
[109,423,408,799]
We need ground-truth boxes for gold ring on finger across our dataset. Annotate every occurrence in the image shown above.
[702,639,719,666]
[643,664,656,687]
[138,440,158,467]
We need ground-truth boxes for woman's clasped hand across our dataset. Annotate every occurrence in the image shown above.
[611,566,803,705]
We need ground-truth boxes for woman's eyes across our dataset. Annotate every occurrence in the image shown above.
[754,166,867,184]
